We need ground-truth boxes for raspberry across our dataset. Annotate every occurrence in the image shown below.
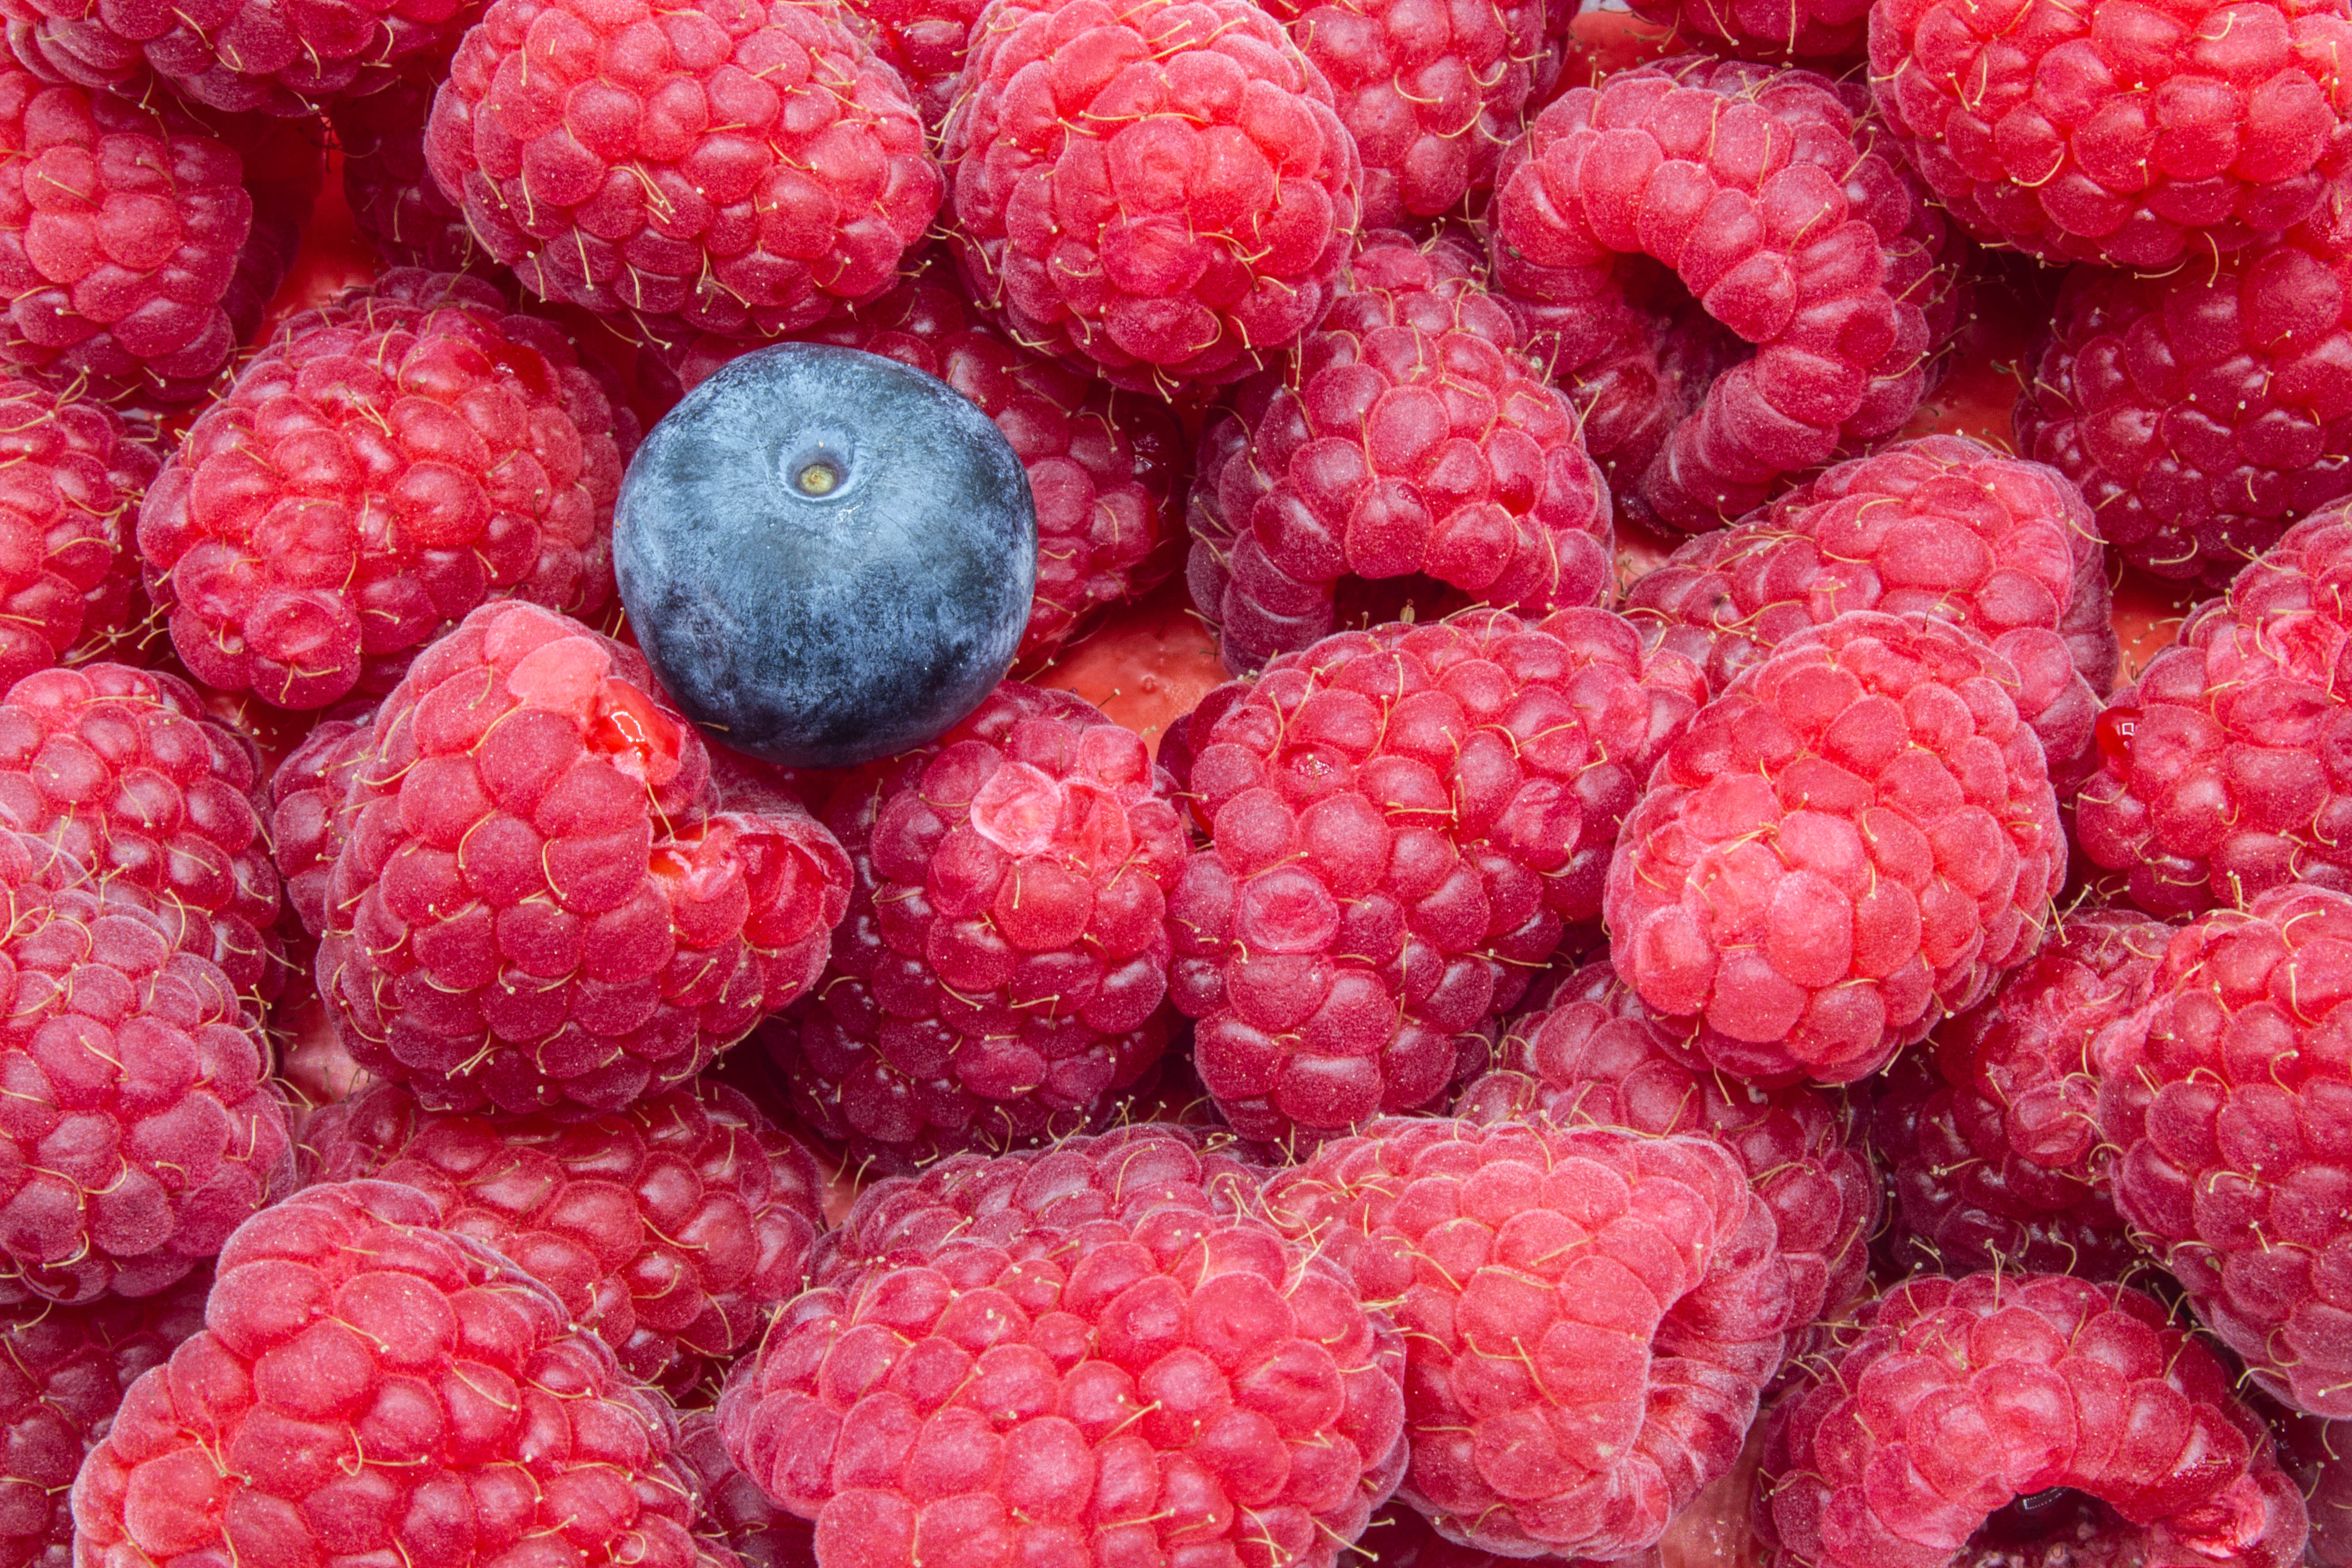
[1871,905,2172,1282]
[1367,1504,1666,1568]
[1757,1272,2312,1568]
[717,1127,1409,1568]
[424,0,940,353]
[838,0,983,127]
[1169,608,1706,1143]
[137,269,635,712]
[302,599,854,1115]
[2095,884,2352,1420]
[1454,959,1879,1347]
[69,1179,705,1568]
[1867,0,2352,270]
[330,62,512,285]
[1183,232,1612,674]
[0,831,293,1306]
[0,379,156,693]
[301,1078,827,1385]
[2075,508,2352,915]
[675,1410,814,1568]
[942,0,1362,395]
[1489,57,1959,531]
[2013,235,2352,589]
[1262,1117,1794,1559]
[1627,0,1867,63]
[1605,611,2067,1085]
[264,711,373,946]
[758,681,1188,1171]
[2269,1405,2351,1566]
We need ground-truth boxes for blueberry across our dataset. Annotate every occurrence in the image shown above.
[613,343,1037,768]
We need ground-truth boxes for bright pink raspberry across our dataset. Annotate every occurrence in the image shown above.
[1489,57,1960,531]
[1605,611,2067,1085]
[1184,232,1612,674]
[760,681,1187,1171]
[0,381,152,696]
[330,62,512,285]
[302,1078,826,1386]
[2096,885,2352,1419]
[1757,1272,2312,1568]
[942,0,1362,395]
[1263,1118,1794,1559]
[1628,0,1867,61]
[719,1127,1408,1568]
[676,1409,815,1568]
[1868,0,2352,269]
[1169,608,1706,1143]
[137,269,634,712]
[69,1180,705,1568]
[297,599,854,1115]
[425,0,940,352]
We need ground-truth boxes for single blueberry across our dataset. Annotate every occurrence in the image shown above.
[614,343,1037,767]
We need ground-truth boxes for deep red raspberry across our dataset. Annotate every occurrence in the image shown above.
[302,1078,826,1385]
[1368,1503,1666,1568]
[0,379,154,693]
[1169,608,1706,1143]
[1184,232,1612,674]
[69,1180,705,1568]
[719,1127,1408,1568]
[1606,611,2067,1085]
[1628,0,1866,62]
[676,1409,815,1568]
[301,599,854,1115]
[264,710,372,945]
[425,0,940,352]
[1757,1272,2312,1568]
[137,269,634,712]
[1263,1118,1793,1559]
[837,0,983,127]
[2096,884,2352,1420]
[2269,1404,2351,1566]
[330,62,512,286]
[2014,236,2352,589]
[942,0,1362,395]
[1868,0,2352,269]
[1455,960,1878,1347]
[1489,57,1960,531]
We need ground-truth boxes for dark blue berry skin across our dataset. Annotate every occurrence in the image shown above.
[614,343,1037,768]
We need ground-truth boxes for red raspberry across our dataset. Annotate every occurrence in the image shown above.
[1627,0,1867,63]
[330,63,512,286]
[1262,1118,1794,1559]
[2075,508,2352,916]
[942,0,1362,395]
[2096,884,2352,1420]
[837,0,982,127]
[0,378,155,693]
[303,599,854,1115]
[1489,57,1959,531]
[1605,611,2067,1085]
[2269,1405,2351,1566]
[1367,1503,1665,1568]
[2013,236,2352,589]
[69,1179,705,1568]
[1169,608,1706,1143]
[759,681,1187,1171]
[1454,959,1879,1348]
[1867,0,2352,269]
[302,1078,826,1385]
[424,0,940,353]
[1757,1272,2312,1568]
[264,710,372,946]
[137,269,634,712]
[1183,232,1612,674]
[675,1409,815,1568]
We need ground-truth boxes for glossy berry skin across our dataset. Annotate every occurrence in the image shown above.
[1757,1273,2312,1568]
[2096,885,2352,1420]
[2014,237,2352,589]
[69,1180,705,1568]
[675,1410,814,1568]
[301,599,854,1116]
[425,0,940,351]
[1867,0,2352,269]
[943,0,1362,395]
[302,1079,827,1385]
[1170,608,1706,1144]
[137,270,633,713]
[1263,1118,1794,1560]
[0,381,154,693]
[1606,612,2067,1086]
[331,63,512,285]
[1185,233,1612,674]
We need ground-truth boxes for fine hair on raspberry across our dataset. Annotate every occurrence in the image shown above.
[0,378,156,693]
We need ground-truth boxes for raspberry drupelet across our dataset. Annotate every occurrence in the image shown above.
[69,1180,706,1568]
[1627,0,1867,64]
[297,599,854,1116]
[1184,231,1612,674]
[2271,1405,2352,1566]
[0,380,153,695]
[137,269,634,712]
[424,0,941,354]
[301,1078,827,1386]
[1169,608,1707,1145]
[1758,1272,2313,1568]
[942,0,1362,395]
[675,1410,814,1568]
[759,681,1188,1171]
[330,61,513,286]
[1606,611,2067,1086]
[837,0,984,127]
